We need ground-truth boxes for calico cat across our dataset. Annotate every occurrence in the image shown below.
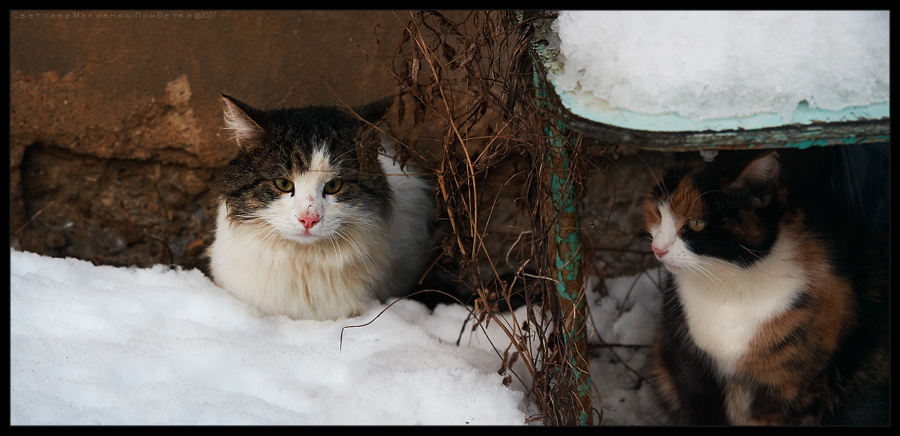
[208,94,433,321]
[645,149,889,425]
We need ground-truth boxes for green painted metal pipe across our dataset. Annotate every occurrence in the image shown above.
[533,69,592,426]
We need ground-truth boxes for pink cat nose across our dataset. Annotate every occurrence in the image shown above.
[298,215,319,229]
[652,245,668,258]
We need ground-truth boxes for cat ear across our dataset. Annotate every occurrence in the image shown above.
[351,96,395,125]
[221,94,265,149]
[349,97,394,184]
[728,152,781,189]
[730,151,780,206]
[740,151,781,187]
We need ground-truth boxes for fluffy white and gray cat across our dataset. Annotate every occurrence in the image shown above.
[208,94,433,320]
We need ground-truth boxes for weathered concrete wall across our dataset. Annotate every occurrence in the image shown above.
[10,10,659,283]
[10,10,412,272]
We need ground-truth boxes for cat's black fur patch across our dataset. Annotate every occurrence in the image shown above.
[649,145,890,425]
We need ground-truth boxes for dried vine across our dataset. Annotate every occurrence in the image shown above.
[392,11,596,425]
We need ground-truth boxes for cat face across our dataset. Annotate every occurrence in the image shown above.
[645,152,784,275]
[254,147,370,244]
[215,95,393,245]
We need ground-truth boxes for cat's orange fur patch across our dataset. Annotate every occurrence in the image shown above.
[737,212,854,408]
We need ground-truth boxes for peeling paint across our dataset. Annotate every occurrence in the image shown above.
[530,13,890,152]
[533,65,592,425]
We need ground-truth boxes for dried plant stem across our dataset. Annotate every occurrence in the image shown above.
[392,11,599,425]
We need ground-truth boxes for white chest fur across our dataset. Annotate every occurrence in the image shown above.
[209,201,378,320]
[209,153,432,321]
[673,234,806,375]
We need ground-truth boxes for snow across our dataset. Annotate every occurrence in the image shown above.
[549,11,890,123]
[10,248,665,425]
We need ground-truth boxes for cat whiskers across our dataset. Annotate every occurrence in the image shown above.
[329,220,379,278]
[231,214,283,245]
[737,243,765,262]
[322,228,352,287]
[681,257,733,288]
[689,189,724,212]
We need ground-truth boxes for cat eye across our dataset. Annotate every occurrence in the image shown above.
[273,178,294,193]
[323,179,343,195]
[688,218,706,232]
